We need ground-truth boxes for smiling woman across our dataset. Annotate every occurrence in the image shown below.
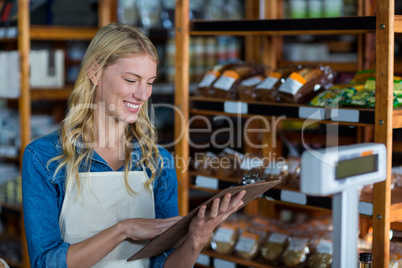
[21,23,245,268]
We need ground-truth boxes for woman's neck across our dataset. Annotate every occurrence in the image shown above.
[94,108,126,150]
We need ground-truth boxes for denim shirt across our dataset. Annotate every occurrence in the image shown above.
[22,131,179,268]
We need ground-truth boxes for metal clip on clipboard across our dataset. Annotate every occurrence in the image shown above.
[240,166,265,185]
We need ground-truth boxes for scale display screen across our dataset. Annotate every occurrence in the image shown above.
[335,154,378,180]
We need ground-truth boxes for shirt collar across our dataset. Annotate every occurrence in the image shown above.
[55,131,144,168]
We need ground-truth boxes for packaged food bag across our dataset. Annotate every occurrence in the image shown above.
[307,239,333,268]
[196,63,239,97]
[212,63,266,99]
[238,75,265,101]
[256,66,299,102]
[261,231,290,264]
[278,65,336,104]
[281,236,311,267]
[234,230,263,260]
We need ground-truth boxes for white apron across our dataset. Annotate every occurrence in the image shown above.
[59,171,155,268]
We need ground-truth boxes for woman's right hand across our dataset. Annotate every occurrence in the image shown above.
[120,216,182,241]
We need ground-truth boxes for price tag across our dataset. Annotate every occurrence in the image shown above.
[196,254,210,266]
[213,258,236,268]
[331,108,359,123]
[280,190,307,205]
[0,28,5,38]
[224,101,248,114]
[299,107,325,120]
[195,176,218,190]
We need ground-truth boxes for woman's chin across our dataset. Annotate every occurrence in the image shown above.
[123,115,139,124]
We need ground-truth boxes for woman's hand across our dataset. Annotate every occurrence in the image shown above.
[120,216,182,241]
[187,190,246,250]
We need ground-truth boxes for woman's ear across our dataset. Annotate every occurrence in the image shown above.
[87,61,100,86]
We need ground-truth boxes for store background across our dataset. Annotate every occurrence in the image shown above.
[0,0,402,267]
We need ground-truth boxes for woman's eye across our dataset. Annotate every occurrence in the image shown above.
[147,82,154,86]
[125,79,137,83]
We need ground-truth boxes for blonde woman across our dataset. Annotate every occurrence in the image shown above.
[22,23,245,268]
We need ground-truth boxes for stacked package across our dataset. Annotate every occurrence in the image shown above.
[195,63,336,104]
[206,213,334,267]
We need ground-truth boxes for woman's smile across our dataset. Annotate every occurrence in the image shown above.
[123,100,141,112]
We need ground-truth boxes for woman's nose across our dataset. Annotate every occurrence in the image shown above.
[133,83,149,101]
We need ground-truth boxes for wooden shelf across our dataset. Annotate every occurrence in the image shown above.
[395,15,402,33]
[194,264,212,268]
[282,131,357,146]
[189,185,220,194]
[393,140,402,153]
[2,87,73,101]
[391,221,402,231]
[0,156,19,163]
[30,86,73,101]
[190,171,241,184]
[201,249,277,268]
[190,181,376,219]
[190,171,402,221]
[30,26,98,40]
[190,16,376,36]
[0,38,17,43]
[1,203,22,212]
[278,61,358,73]
[190,96,383,127]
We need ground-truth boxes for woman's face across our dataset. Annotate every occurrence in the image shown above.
[94,54,157,124]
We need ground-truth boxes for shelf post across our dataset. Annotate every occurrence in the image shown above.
[261,0,279,68]
[98,0,116,27]
[373,0,394,267]
[18,0,31,267]
[245,0,260,62]
[175,0,190,215]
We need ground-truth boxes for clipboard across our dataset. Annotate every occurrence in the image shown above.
[127,180,280,261]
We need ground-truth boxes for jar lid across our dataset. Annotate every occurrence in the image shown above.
[359,252,373,262]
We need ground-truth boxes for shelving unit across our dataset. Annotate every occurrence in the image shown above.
[0,0,117,266]
[175,0,399,267]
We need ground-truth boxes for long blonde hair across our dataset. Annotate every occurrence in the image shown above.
[49,23,161,194]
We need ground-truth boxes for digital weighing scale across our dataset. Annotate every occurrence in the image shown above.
[301,143,386,267]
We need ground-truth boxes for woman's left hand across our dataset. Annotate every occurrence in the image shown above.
[187,190,246,250]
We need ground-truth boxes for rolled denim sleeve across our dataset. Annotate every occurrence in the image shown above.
[22,146,69,268]
[150,148,179,268]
